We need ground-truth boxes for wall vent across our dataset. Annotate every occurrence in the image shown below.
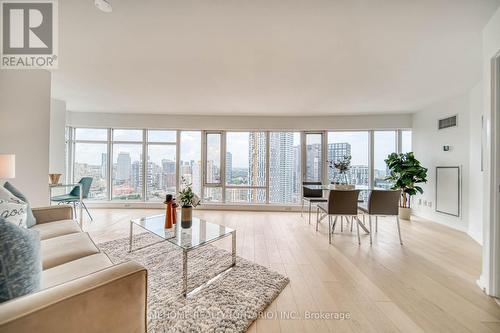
[438,115,457,130]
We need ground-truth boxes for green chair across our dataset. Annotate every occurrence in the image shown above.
[51,177,93,221]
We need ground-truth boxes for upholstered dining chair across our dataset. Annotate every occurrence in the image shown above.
[51,177,94,221]
[316,189,364,245]
[358,189,402,245]
[302,182,327,224]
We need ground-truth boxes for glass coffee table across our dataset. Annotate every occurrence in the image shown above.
[129,215,236,297]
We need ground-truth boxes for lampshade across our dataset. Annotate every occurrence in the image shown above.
[0,154,15,179]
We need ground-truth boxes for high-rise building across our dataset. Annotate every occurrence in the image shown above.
[191,160,201,195]
[327,142,351,181]
[269,132,294,203]
[116,152,131,181]
[131,160,142,190]
[305,143,321,182]
[101,153,107,179]
[248,132,266,202]
[161,159,176,192]
[225,152,233,183]
[292,144,301,202]
[350,165,369,185]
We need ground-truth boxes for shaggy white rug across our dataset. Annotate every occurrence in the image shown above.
[98,233,289,332]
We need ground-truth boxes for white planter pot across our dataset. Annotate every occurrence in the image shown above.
[399,207,411,220]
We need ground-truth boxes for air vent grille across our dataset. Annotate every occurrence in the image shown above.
[438,116,457,130]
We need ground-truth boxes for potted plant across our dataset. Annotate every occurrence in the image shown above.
[178,178,201,227]
[328,155,354,189]
[385,152,428,220]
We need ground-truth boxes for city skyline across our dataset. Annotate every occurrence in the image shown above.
[73,130,410,202]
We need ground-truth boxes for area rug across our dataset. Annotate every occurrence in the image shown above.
[98,233,289,332]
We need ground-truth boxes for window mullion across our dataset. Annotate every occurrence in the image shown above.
[175,131,182,193]
[221,131,226,203]
[107,128,112,201]
[142,129,147,202]
[369,130,374,188]
[265,131,270,204]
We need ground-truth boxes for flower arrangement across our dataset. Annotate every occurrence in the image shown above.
[178,177,201,208]
[328,155,352,185]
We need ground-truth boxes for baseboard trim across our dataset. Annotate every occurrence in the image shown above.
[84,201,303,212]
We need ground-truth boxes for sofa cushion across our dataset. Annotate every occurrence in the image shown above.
[0,186,27,228]
[41,233,99,270]
[0,218,42,303]
[31,220,82,240]
[3,182,36,228]
[42,253,113,289]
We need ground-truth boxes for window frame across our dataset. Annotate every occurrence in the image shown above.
[145,130,178,201]
[303,131,326,184]
[223,130,268,204]
[67,126,411,206]
[69,127,111,200]
[268,131,303,204]
[110,128,146,201]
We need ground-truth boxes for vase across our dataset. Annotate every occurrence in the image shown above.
[399,207,411,220]
[181,206,192,222]
[48,173,62,185]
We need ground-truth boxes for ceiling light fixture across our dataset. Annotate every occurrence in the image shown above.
[95,0,112,13]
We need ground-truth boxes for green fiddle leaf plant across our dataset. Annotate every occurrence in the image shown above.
[385,152,428,209]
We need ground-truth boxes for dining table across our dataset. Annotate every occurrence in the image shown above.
[303,184,391,234]
[302,184,387,191]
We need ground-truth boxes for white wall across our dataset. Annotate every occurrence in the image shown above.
[480,5,500,297]
[49,99,67,179]
[67,111,412,131]
[412,90,475,233]
[468,82,484,244]
[0,70,52,207]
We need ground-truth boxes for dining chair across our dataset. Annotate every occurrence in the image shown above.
[316,189,364,245]
[358,189,402,245]
[302,182,327,224]
[51,177,94,221]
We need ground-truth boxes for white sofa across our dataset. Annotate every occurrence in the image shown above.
[0,205,147,333]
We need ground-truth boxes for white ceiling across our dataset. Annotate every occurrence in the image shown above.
[52,0,500,116]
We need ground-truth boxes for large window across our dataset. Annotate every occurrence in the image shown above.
[204,132,222,202]
[374,131,396,188]
[69,127,411,205]
[401,130,412,153]
[72,128,108,200]
[225,132,267,203]
[305,133,322,182]
[180,131,201,196]
[328,132,369,186]
[112,143,143,200]
[269,132,301,203]
[146,130,177,201]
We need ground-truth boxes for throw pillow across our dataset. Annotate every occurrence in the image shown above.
[0,217,42,303]
[3,182,36,228]
[0,186,28,228]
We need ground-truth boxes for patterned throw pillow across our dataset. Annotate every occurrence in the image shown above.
[0,217,42,303]
[3,182,36,228]
[0,186,28,228]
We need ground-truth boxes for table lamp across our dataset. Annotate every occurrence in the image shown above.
[0,154,15,179]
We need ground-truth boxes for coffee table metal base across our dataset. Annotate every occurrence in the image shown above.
[183,230,236,297]
[129,221,236,298]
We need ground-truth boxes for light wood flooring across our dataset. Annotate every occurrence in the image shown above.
[83,208,500,333]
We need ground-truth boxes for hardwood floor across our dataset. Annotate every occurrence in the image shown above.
[84,208,500,332]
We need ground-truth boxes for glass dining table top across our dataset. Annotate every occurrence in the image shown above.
[131,214,234,251]
[303,184,388,191]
